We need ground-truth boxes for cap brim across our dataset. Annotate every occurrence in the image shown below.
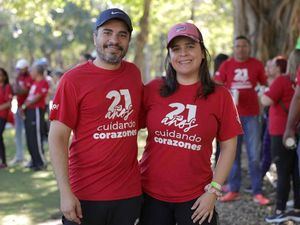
[167,34,199,48]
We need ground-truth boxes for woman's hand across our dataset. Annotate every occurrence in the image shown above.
[191,192,217,224]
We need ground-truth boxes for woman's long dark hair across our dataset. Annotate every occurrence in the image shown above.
[0,68,10,86]
[160,39,215,99]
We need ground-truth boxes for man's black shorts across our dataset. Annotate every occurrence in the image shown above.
[62,195,142,225]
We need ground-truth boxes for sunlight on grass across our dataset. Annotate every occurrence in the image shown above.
[0,192,33,204]
[1,127,148,224]
[0,128,60,224]
[1,214,32,225]
[31,171,51,179]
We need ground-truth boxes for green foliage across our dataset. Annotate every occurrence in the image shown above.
[0,0,233,77]
[146,0,233,76]
[0,1,96,71]
[194,0,233,56]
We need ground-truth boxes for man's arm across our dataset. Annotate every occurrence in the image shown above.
[283,86,300,143]
[48,120,82,224]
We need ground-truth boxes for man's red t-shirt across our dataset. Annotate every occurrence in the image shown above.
[140,79,243,202]
[214,57,267,116]
[50,61,143,201]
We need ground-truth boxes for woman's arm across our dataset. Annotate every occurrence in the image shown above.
[191,136,237,224]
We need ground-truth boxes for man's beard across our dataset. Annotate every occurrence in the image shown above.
[96,43,127,65]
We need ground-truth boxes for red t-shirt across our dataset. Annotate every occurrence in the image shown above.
[50,61,143,201]
[0,84,13,119]
[140,79,243,202]
[264,75,295,135]
[16,72,33,107]
[26,79,49,109]
[214,57,267,116]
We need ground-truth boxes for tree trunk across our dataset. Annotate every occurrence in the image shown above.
[233,0,300,62]
[133,0,152,83]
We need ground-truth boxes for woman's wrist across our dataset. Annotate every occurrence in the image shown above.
[204,183,223,199]
[210,181,222,192]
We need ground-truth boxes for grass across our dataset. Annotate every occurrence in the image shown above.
[0,127,147,225]
[0,127,60,225]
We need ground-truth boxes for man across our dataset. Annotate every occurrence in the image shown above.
[49,8,142,225]
[23,63,49,171]
[10,59,33,165]
[214,36,270,205]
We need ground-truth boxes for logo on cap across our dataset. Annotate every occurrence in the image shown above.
[176,26,187,32]
[111,11,124,15]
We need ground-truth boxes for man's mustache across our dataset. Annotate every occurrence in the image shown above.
[104,43,124,51]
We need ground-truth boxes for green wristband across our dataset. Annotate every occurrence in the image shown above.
[211,181,222,191]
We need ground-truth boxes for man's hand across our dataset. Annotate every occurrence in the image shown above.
[60,190,83,224]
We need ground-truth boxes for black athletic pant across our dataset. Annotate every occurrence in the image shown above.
[0,118,7,165]
[271,135,300,211]
[139,194,219,225]
[62,195,142,225]
[24,108,46,168]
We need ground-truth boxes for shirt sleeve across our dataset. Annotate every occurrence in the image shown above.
[217,88,243,141]
[138,85,147,129]
[4,85,13,102]
[49,76,79,129]
[214,62,227,84]
[264,76,284,103]
[257,61,268,86]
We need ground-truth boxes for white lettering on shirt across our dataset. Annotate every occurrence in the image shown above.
[231,68,253,89]
[105,89,133,121]
[161,103,198,132]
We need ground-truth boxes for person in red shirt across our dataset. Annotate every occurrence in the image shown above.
[139,22,243,225]
[49,8,142,225]
[260,57,287,182]
[261,53,300,223]
[0,68,13,168]
[215,36,270,205]
[22,63,49,171]
[10,59,33,166]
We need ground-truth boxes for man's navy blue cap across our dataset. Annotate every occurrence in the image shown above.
[95,8,133,32]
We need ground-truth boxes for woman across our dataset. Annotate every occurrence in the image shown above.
[0,68,13,168]
[262,52,300,223]
[139,22,243,225]
[261,56,287,182]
